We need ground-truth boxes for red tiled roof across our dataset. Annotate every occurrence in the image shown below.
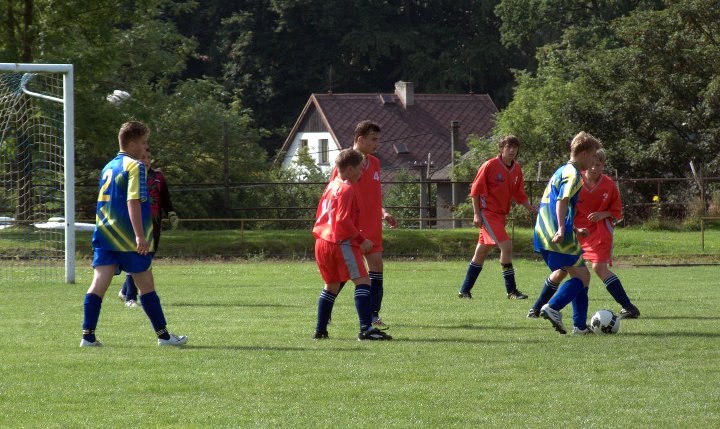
[280,92,498,177]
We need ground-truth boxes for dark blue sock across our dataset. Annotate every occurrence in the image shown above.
[604,275,632,308]
[571,286,589,329]
[354,284,372,331]
[139,291,168,339]
[548,277,584,311]
[316,289,336,332]
[501,263,516,294]
[82,293,103,342]
[369,271,383,318]
[123,274,138,301]
[460,262,482,293]
[532,277,559,311]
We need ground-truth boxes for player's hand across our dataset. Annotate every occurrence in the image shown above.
[552,229,564,243]
[168,211,179,230]
[360,239,373,253]
[136,236,149,255]
[587,211,607,223]
[383,212,397,229]
[576,227,589,238]
[473,213,481,228]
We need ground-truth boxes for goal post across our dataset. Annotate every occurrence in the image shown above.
[0,63,75,283]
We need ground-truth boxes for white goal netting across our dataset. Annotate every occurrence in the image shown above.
[0,64,75,284]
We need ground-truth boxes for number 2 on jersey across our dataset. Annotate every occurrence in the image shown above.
[98,169,113,202]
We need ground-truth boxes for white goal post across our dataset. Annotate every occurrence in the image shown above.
[0,63,75,283]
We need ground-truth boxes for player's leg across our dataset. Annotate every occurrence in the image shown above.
[592,262,640,318]
[458,243,492,298]
[498,239,527,299]
[540,252,589,334]
[81,262,117,347]
[352,274,392,341]
[131,263,187,346]
[314,282,340,339]
[528,269,566,318]
[364,251,387,328]
[121,273,139,307]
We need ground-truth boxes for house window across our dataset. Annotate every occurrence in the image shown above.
[299,139,308,151]
[319,139,329,164]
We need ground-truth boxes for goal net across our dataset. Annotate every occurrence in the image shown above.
[0,64,75,284]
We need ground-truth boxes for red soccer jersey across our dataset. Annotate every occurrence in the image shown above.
[575,174,622,247]
[469,156,529,215]
[331,154,383,244]
[313,177,365,246]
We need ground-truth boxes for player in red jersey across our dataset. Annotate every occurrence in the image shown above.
[527,148,640,320]
[313,149,392,341]
[457,135,535,300]
[331,121,396,330]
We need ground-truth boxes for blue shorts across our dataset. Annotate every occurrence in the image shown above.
[540,250,584,272]
[93,249,153,275]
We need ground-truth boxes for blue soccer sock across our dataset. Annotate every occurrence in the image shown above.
[369,271,384,318]
[82,293,103,342]
[123,274,138,301]
[354,284,373,331]
[571,286,589,329]
[548,277,584,311]
[532,277,559,311]
[460,262,483,293]
[139,291,169,340]
[604,275,632,309]
[501,263,517,294]
[316,289,337,333]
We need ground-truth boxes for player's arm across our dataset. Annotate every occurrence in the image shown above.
[128,199,148,255]
[381,206,397,228]
[471,195,482,228]
[514,172,536,214]
[552,198,569,243]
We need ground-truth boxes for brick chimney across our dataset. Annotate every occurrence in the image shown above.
[395,81,414,107]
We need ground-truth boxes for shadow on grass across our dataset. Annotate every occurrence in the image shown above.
[182,345,362,352]
[621,331,720,338]
[639,316,720,321]
[393,323,547,331]
[392,337,546,344]
[169,303,300,308]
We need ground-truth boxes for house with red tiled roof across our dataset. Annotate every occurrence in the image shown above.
[278,81,498,177]
[277,81,499,227]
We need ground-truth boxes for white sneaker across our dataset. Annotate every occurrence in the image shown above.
[158,333,188,346]
[118,290,126,301]
[540,304,567,334]
[80,338,103,347]
[572,326,593,335]
[125,300,139,308]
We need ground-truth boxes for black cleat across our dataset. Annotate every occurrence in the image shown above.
[458,292,472,299]
[619,305,641,319]
[508,289,528,300]
[527,308,540,318]
[312,330,329,340]
[358,328,393,341]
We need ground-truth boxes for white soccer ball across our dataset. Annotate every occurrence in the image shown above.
[590,309,621,334]
[106,89,131,105]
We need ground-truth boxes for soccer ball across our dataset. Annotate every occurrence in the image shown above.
[590,309,621,334]
[106,90,131,105]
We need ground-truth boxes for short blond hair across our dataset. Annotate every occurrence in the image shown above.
[570,131,601,157]
[118,121,149,149]
[595,148,606,164]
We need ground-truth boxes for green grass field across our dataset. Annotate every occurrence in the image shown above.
[1,260,719,427]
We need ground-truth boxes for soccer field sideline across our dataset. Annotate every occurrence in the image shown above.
[1,260,719,427]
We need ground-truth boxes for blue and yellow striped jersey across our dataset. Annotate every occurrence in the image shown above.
[533,162,583,255]
[91,152,154,252]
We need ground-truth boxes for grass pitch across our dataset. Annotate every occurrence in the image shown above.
[1,260,719,427]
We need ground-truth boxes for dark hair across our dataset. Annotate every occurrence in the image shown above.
[498,135,520,151]
[118,121,150,148]
[354,120,380,141]
[335,148,364,171]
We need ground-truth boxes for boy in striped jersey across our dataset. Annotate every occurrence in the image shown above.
[313,149,392,341]
[80,121,187,347]
[533,132,600,335]
[528,148,640,324]
[457,135,536,300]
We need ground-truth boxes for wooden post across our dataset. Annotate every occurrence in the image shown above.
[451,121,460,228]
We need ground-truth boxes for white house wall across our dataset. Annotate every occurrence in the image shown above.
[281,132,341,176]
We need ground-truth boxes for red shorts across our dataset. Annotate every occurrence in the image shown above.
[578,233,613,265]
[315,239,368,284]
[478,210,509,245]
